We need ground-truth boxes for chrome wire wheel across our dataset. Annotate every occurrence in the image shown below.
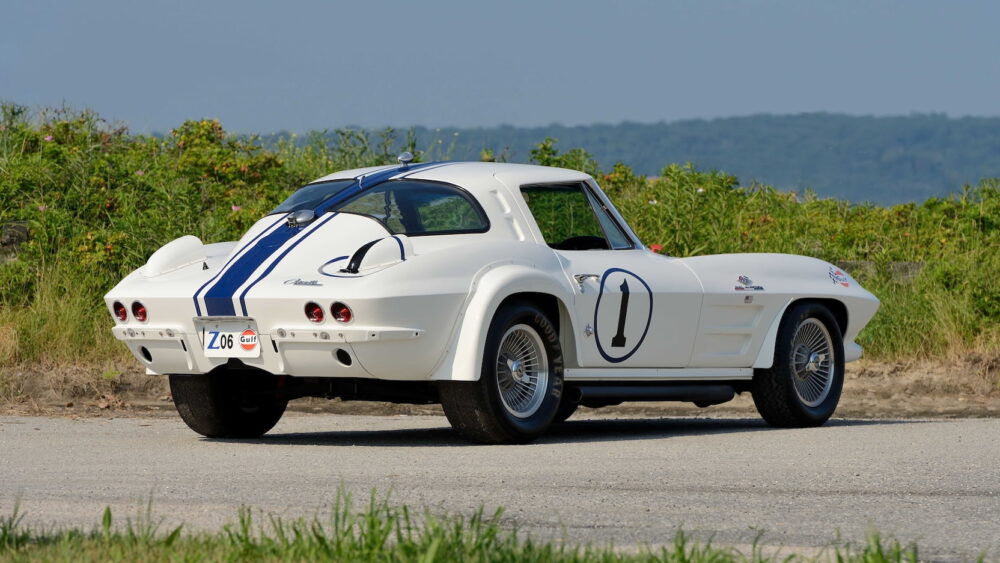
[789,318,835,407]
[495,324,549,419]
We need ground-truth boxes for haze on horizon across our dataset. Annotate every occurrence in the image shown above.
[3,1,999,133]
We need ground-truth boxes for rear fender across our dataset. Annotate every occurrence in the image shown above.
[432,263,575,381]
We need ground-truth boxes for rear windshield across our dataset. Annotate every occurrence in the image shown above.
[270,179,354,215]
[339,180,489,236]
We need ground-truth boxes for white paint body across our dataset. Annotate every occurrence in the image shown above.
[105,162,880,383]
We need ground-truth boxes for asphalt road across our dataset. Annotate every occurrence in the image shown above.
[1,413,998,560]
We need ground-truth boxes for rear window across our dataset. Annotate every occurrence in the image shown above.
[270,179,354,215]
[338,180,489,236]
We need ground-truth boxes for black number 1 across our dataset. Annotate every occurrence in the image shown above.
[611,279,630,348]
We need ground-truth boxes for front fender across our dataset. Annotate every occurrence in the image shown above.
[432,262,575,381]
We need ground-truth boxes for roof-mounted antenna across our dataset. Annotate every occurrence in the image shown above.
[397,151,414,169]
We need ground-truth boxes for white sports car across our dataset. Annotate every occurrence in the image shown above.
[106,155,879,443]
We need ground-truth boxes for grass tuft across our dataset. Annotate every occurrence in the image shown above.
[0,491,945,562]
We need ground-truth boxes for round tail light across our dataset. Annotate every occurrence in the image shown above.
[331,302,352,323]
[131,301,148,322]
[305,302,324,323]
[113,302,128,321]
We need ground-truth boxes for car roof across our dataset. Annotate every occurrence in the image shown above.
[310,161,593,194]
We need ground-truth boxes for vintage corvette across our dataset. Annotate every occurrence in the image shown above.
[105,155,879,443]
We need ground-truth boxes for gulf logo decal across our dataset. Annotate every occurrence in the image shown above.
[239,329,258,351]
[593,268,653,363]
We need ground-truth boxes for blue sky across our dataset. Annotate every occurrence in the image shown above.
[3,1,999,132]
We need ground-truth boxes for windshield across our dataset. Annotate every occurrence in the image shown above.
[270,179,354,215]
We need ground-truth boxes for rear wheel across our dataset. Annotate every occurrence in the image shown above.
[751,302,844,427]
[553,397,579,423]
[439,301,564,444]
[169,367,287,438]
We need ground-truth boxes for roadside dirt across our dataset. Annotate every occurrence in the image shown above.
[2,358,997,419]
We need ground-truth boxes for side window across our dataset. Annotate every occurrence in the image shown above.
[337,180,489,235]
[584,189,632,250]
[520,183,631,250]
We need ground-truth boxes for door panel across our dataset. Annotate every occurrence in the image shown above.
[557,250,703,368]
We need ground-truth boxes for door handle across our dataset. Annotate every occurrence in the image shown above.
[574,274,600,285]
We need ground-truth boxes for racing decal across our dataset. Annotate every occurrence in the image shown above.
[195,162,447,316]
[734,274,765,291]
[239,329,258,352]
[829,267,850,287]
[284,278,323,286]
[593,268,653,363]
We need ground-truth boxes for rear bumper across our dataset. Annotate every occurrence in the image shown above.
[111,323,428,379]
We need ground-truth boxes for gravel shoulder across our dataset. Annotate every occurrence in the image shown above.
[3,360,998,419]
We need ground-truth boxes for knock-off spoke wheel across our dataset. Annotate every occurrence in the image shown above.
[789,318,834,407]
[438,300,564,444]
[751,302,844,427]
[496,324,549,418]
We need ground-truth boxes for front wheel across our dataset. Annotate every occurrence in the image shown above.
[751,302,844,427]
[439,300,564,444]
[169,367,287,438]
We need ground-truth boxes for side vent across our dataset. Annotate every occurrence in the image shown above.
[341,235,412,274]
[342,239,382,274]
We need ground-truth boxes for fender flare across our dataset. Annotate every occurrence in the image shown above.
[751,298,793,369]
[431,263,575,381]
[752,297,859,368]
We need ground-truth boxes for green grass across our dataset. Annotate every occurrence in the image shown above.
[0,103,997,391]
[0,492,936,563]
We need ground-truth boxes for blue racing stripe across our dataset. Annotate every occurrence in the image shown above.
[192,214,288,315]
[202,222,301,315]
[198,161,443,316]
[237,213,340,315]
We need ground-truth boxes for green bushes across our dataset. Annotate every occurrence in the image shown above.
[0,105,997,371]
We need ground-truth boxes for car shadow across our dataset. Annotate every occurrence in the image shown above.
[539,416,920,444]
[207,416,926,448]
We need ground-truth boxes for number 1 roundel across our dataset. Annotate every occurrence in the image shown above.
[593,268,653,363]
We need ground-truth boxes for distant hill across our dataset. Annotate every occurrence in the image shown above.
[272,113,1000,204]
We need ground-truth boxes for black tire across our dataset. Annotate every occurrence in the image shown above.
[439,300,564,444]
[169,367,287,438]
[751,302,844,427]
[553,398,579,423]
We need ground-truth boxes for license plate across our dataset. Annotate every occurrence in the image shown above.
[199,320,261,358]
